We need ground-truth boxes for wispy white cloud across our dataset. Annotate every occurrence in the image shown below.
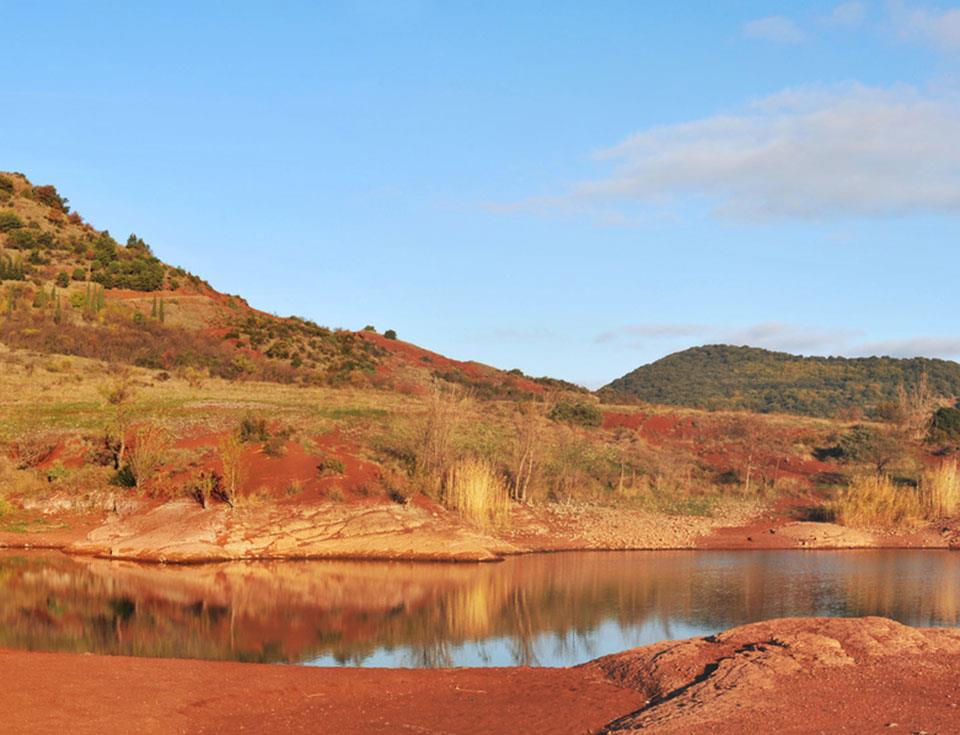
[743,16,807,43]
[853,336,960,358]
[596,322,863,354]
[503,83,960,222]
[826,1,867,27]
[890,1,960,50]
[595,322,960,360]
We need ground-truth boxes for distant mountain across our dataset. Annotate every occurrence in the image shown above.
[600,344,960,418]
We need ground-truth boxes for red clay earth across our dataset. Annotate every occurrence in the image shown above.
[3,617,958,734]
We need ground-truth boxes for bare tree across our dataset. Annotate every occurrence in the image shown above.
[510,402,543,503]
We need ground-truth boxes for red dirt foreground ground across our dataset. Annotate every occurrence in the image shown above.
[3,617,959,734]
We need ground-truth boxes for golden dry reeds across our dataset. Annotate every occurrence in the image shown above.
[919,460,960,519]
[443,456,510,530]
[831,474,921,528]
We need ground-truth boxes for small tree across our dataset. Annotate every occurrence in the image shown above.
[839,425,908,477]
[218,433,247,506]
[100,367,137,470]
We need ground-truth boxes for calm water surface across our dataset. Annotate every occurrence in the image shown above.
[1,549,957,667]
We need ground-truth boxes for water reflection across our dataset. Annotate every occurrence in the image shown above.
[0,550,957,667]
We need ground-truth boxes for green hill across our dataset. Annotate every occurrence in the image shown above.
[600,345,960,418]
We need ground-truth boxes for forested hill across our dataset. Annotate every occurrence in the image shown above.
[600,345,960,418]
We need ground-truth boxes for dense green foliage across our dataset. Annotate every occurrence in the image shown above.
[602,345,960,418]
[548,400,604,427]
[0,255,25,281]
[89,232,166,291]
[929,405,960,443]
[0,210,23,232]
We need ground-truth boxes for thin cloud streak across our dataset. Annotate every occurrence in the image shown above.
[743,16,807,43]
[595,322,960,361]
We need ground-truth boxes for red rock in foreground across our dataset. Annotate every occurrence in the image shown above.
[3,617,960,734]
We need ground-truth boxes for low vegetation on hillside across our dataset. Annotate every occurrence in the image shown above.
[1,173,959,537]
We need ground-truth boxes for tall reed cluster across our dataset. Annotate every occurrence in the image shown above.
[833,461,960,528]
[443,456,509,531]
[919,460,960,518]
[831,475,920,528]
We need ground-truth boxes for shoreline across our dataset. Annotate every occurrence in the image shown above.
[3,616,959,734]
[1,497,956,564]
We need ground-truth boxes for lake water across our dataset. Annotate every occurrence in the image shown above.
[1,549,957,667]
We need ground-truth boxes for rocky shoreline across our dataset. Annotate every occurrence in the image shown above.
[1,496,957,563]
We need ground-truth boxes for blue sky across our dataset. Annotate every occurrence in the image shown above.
[4,1,960,387]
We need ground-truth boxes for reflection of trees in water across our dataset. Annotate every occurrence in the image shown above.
[0,550,957,666]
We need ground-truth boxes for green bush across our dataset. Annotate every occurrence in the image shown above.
[6,229,36,249]
[930,406,960,443]
[384,329,397,340]
[0,210,23,232]
[0,255,25,281]
[317,457,346,476]
[548,400,604,427]
[55,271,70,288]
[239,414,270,443]
[72,267,86,281]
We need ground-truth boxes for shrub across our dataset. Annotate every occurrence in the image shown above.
[442,456,509,530]
[837,425,906,475]
[263,434,287,458]
[317,457,346,476]
[0,255,25,281]
[548,400,603,428]
[33,184,69,213]
[6,229,36,249]
[239,414,270,443]
[831,475,921,527]
[0,176,13,197]
[55,271,70,288]
[929,406,960,443]
[128,424,169,492]
[71,267,86,281]
[384,329,397,340]
[113,464,137,488]
[0,210,23,232]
